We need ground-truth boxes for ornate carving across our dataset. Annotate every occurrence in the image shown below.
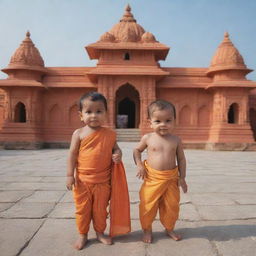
[107,5,145,42]
[141,32,157,43]
[208,32,248,74]
[9,31,45,67]
[99,32,115,42]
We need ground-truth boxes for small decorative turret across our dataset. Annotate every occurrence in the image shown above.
[141,32,157,43]
[2,31,46,77]
[207,32,251,79]
[99,32,115,42]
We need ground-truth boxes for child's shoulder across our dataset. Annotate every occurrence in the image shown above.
[141,132,154,141]
[169,134,182,146]
[72,128,82,137]
[170,134,181,141]
[72,127,84,140]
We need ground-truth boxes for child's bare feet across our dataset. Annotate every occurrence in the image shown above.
[166,230,182,241]
[142,230,152,243]
[96,232,112,245]
[74,234,87,250]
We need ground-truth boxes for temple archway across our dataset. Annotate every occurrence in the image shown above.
[14,102,26,123]
[115,84,140,128]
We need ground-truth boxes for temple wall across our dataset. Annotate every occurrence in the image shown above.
[42,88,93,142]
[156,88,212,142]
[99,50,155,65]
[0,89,6,128]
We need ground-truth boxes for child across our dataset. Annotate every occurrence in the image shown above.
[133,99,188,243]
[66,92,130,250]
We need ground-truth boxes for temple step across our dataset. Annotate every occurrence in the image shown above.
[116,128,141,142]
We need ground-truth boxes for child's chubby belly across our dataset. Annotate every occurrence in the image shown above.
[146,150,177,171]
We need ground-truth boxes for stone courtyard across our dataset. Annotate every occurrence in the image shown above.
[0,142,255,256]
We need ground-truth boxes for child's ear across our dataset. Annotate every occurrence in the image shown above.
[78,111,83,121]
[147,118,152,128]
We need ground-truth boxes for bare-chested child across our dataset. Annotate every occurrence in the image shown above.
[133,99,188,243]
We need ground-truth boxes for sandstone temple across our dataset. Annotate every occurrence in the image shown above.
[0,5,256,150]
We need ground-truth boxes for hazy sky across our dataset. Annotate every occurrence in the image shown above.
[0,0,255,80]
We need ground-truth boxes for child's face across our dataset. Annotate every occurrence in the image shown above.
[149,108,175,136]
[79,99,107,128]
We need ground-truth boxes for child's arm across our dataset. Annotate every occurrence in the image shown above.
[66,129,80,190]
[112,142,122,163]
[133,134,148,179]
[176,138,188,193]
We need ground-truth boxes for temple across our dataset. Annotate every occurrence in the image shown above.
[0,5,256,150]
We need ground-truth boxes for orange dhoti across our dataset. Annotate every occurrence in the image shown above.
[139,161,180,231]
[73,127,130,236]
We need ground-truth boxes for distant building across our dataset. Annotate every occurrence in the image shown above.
[0,5,255,150]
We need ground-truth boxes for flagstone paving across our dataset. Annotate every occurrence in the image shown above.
[0,143,255,256]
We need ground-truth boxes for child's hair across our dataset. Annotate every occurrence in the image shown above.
[148,99,176,119]
[79,91,108,111]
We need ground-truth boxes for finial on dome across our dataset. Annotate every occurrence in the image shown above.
[125,4,131,12]
[26,31,31,38]
[222,31,232,44]
[120,4,136,22]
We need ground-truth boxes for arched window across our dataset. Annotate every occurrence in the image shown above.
[198,105,210,126]
[179,105,192,125]
[14,102,26,122]
[49,104,61,123]
[228,103,239,124]
[124,52,130,60]
[69,104,81,127]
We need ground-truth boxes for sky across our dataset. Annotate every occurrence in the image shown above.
[0,0,255,80]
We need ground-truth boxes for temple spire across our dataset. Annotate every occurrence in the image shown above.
[207,32,251,77]
[121,4,136,22]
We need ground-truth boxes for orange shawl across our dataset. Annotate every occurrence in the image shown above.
[76,127,131,237]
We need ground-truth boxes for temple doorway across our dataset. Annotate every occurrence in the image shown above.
[115,84,140,128]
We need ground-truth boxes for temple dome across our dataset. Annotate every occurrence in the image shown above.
[207,32,250,76]
[107,4,145,42]
[3,31,45,74]
[141,32,157,43]
[99,32,115,42]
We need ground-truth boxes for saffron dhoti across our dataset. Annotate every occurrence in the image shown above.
[139,161,180,231]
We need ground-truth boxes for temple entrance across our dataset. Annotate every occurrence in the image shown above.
[116,84,140,128]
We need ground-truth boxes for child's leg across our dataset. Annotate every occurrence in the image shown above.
[73,182,93,249]
[139,183,159,243]
[159,181,181,241]
[92,183,112,245]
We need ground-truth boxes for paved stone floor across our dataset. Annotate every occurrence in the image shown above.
[0,142,255,256]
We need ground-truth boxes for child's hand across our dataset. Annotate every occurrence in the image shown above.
[136,165,147,180]
[179,178,188,193]
[112,153,121,163]
[66,176,75,190]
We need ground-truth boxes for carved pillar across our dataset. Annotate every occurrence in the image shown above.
[97,76,113,128]
[140,78,156,130]
[108,80,115,128]
[211,90,226,125]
